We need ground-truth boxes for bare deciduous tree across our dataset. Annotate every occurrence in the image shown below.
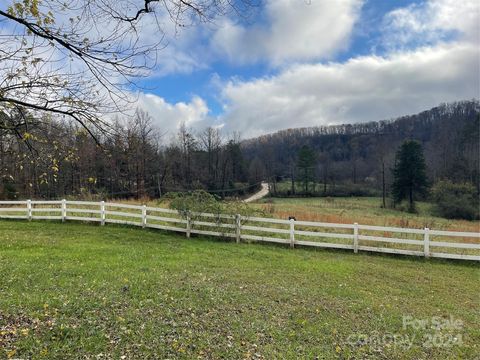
[199,126,222,187]
[0,0,256,138]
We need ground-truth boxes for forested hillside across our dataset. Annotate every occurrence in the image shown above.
[243,100,479,196]
[0,100,478,199]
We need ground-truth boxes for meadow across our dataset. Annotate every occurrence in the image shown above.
[106,195,479,233]
[254,197,480,233]
[1,220,479,359]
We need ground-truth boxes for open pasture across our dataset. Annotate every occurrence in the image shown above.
[0,220,479,359]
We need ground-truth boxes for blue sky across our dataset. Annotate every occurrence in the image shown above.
[133,0,479,138]
[143,0,420,112]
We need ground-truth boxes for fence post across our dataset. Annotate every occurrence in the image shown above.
[353,222,359,253]
[424,227,430,258]
[27,199,32,221]
[235,214,241,243]
[289,218,295,249]
[61,199,67,222]
[142,205,147,228]
[186,211,191,238]
[100,201,105,226]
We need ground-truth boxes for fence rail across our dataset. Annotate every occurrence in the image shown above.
[0,200,479,261]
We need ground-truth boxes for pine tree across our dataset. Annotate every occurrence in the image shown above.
[297,145,316,194]
[391,140,429,211]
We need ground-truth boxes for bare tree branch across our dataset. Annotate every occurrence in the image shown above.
[0,0,258,139]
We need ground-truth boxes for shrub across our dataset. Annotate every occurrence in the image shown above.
[68,187,109,201]
[0,178,17,200]
[166,190,222,220]
[432,181,479,220]
[166,190,264,227]
[275,182,381,198]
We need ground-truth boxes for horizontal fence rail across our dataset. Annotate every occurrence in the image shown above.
[0,200,479,261]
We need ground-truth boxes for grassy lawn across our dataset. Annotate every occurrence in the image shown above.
[255,197,480,233]
[1,220,479,359]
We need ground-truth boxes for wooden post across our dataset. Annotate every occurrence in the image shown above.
[353,222,359,253]
[27,199,32,221]
[186,211,191,238]
[289,218,295,249]
[100,201,105,226]
[424,228,430,258]
[235,214,241,243]
[142,205,147,228]
[61,199,67,222]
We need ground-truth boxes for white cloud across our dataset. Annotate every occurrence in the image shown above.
[219,42,479,138]
[212,0,363,65]
[137,93,210,136]
[381,0,479,50]
[136,10,212,76]
[133,0,480,139]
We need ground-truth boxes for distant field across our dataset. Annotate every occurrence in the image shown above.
[253,197,480,233]
[109,194,479,233]
[102,195,478,232]
[1,220,479,359]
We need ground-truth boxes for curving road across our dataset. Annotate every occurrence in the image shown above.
[244,182,270,203]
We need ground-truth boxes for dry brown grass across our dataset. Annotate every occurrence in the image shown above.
[112,196,480,234]
[256,198,480,234]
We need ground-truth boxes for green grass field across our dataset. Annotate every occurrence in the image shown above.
[1,220,479,359]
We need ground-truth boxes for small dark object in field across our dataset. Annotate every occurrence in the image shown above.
[288,216,296,221]
[121,285,129,293]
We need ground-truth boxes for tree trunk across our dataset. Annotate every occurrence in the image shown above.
[409,186,414,210]
[323,173,327,194]
[382,160,386,208]
[304,168,308,193]
[353,160,357,184]
[291,166,295,195]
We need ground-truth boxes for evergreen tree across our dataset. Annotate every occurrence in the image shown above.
[391,140,429,211]
[297,145,316,193]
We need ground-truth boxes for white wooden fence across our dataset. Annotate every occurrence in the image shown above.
[0,200,479,261]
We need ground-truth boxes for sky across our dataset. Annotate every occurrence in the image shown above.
[132,0,479,139]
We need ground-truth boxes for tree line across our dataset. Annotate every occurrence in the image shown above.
[0,109,252,200]
[0,100,478,206]
[244,100,479,200]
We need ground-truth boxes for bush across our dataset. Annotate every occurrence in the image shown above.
[0,178,18,200]
[67,187,109,201]
[166,190,222,220]
[323,184,381,197]
[165,190,264,226]
[275,182,381,198]
[432,181,479,220]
